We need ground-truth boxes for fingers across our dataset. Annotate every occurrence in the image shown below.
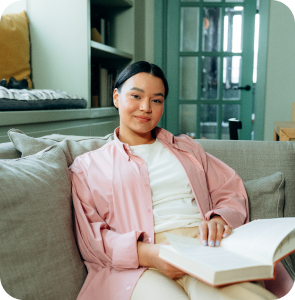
[223,225,231,238]
[214,223,224,247]
[161,263,186,279]
[153,255,186,279]
[199,222,209,246]
[199,221,232,247]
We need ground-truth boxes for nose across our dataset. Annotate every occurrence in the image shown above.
[139,98,151,112]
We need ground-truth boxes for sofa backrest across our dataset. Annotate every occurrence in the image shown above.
[1,137,294,219]
[196,139,295,219]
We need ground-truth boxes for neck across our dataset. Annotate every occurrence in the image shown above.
[118,127,156,146]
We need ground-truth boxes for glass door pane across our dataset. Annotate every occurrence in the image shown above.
[202,7,221,52]
[222,104,240,139]
[223,56,241,100]
[180,7,200,52]
[179,104,197,138]
[224,7,243,53]
[201,104,218,139]
[201,56,219,100]
[179,57,198,100]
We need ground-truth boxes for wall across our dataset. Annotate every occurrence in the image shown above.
[263,0,295,141]
[3,0,27,14]
[133,0,155,63]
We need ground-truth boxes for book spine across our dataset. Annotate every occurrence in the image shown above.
[100,68,108,107]
[100,18,105,44]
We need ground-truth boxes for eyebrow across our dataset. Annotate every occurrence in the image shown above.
[130,87,165,98]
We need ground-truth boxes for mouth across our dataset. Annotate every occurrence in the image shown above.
[134,116,151,122]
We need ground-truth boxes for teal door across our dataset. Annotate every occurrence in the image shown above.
[157,0,257,140]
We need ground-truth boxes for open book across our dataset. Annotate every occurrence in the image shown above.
[159,218,295,287]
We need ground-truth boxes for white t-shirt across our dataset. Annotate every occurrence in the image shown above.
[130,139,203,233]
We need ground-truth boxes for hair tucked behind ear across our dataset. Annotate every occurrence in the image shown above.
[113,61,169,102]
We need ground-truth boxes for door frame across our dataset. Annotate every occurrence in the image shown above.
[154,0,270,140]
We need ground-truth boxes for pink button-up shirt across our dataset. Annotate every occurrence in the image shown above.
[68,127,249,300]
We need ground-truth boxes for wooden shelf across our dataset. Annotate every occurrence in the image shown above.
[91,41,133,60]
[92,0,133,8]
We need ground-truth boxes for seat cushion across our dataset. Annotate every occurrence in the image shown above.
[0,145,87,299]
[0,86,87,111]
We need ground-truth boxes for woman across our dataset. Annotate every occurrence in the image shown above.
[69,61,291,300]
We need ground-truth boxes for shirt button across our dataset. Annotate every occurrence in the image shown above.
[146,208,150,212]
[148,238,152,243]
[126,286,131,291]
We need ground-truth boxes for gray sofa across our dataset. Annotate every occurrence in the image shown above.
[0,129,294,300]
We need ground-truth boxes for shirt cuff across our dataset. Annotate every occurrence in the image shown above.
[112,230,149,270]
[204,207,245,229]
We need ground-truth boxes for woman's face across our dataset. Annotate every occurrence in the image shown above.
[113,72,165,138]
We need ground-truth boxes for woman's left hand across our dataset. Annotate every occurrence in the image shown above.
[198,215,232,247]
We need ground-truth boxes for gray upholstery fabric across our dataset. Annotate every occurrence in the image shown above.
[8,128,114,166]
[196,139,295,279]
[2,132,295,281]
[0,141,21,159]
[0,146,87,299]
[244,172,284,221]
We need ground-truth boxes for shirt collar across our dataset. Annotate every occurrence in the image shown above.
[113,126,179,161]
[114,127,131,161]
[154,127,178,148]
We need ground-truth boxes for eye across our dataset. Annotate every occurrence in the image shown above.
[153,99,163,104]
[132,94,140,99]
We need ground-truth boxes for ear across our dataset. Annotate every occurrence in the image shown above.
[113,88,119,108]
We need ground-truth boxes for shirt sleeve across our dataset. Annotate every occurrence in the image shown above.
[202,151,249,229]
[69,162,148,271]
[183,136,249,229]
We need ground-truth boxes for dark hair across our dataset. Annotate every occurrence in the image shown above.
[114,61,169,99]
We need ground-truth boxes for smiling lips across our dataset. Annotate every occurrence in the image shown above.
[134,115,151,122]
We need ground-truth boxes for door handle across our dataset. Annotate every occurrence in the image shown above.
[234,85,251,91]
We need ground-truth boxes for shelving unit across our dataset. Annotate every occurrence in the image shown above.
[91,41,133,61]
[0,0,154,142]
[90,0,134,108]
[92,0,133,8]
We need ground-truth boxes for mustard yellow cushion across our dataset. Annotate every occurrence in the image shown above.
[0,11,32,89]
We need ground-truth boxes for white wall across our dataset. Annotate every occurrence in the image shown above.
[3,0,27,14]
[145,0,154,63]
[263,0,295,140]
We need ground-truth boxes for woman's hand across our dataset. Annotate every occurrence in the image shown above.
[198,215,232,247]
[137,241,186,279]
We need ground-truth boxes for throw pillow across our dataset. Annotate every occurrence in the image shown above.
[244,172,295,280]
[244,172,284,221]
[8,128,114,165]
[0,11,32,89]
[0,145,87,299]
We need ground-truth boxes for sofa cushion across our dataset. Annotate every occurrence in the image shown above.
[0,141,21,159]
[244,172,284,221]
[0,86,87,111]
[243,172,294,280]
[8,128,114,165]
[0,145,87,299]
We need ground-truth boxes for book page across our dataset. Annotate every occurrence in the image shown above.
[221,218,295,263]
[273,229,295,262]
[164,233,268,272]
